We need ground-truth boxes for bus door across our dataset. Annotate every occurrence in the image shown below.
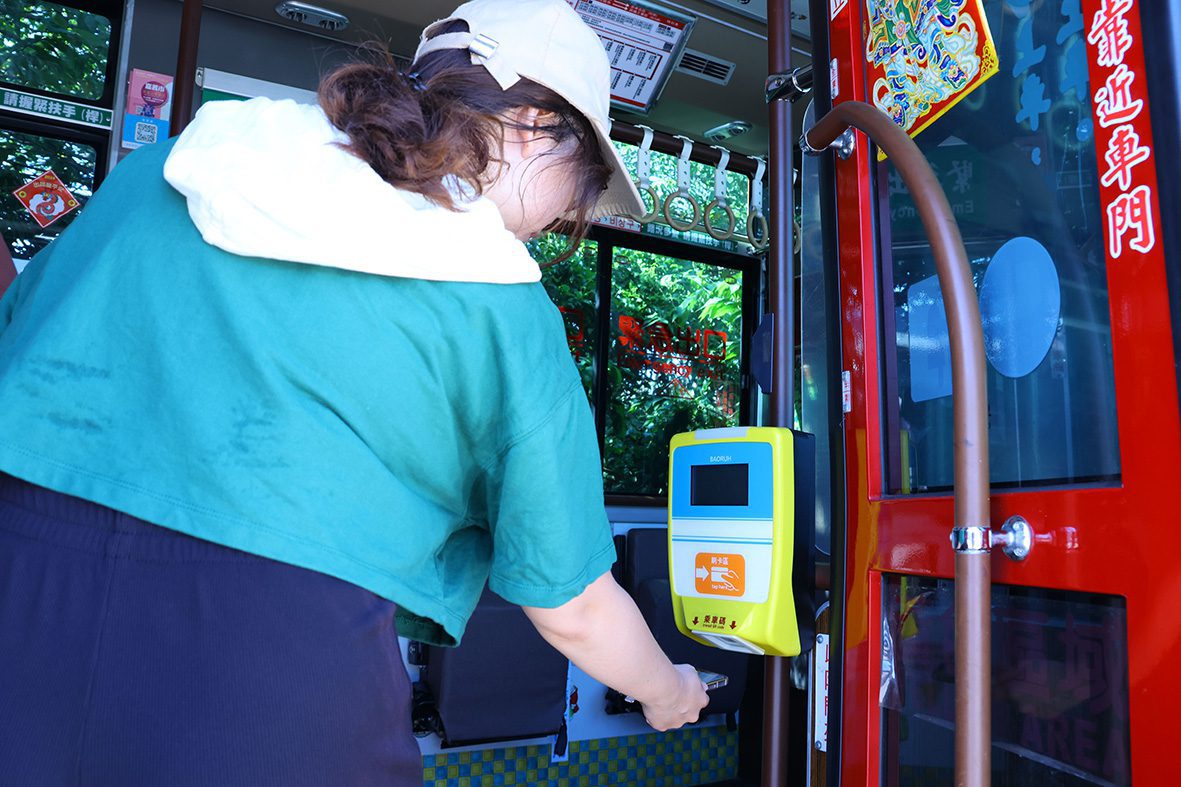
[803,0,1181,783]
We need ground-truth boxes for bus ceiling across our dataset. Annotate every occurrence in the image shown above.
[174,0,813,156]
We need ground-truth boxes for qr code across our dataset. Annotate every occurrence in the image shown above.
[134,121,158,144]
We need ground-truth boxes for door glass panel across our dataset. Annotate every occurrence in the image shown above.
[881,575,1131,786]
[880,0,1120,493]
[532,235,599,405]
[605,249,743,496]
[799,99,833,555]
[0,0,113,101]
[0,127,97,260]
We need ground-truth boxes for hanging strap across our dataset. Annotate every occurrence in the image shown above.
[673,135,694,197]
[663,136,701,231]
[751,157,767,214]
[711,146,731,206]
[637,125,655,191]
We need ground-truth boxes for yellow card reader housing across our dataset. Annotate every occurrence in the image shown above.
[667,427,815,657]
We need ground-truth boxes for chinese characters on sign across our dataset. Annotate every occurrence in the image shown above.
[0,88,112,129]
[864,0,999,155]
[616,314,738,416]
[13,171,80,229]
[566,0,692,113]
[1084,0,1158,260]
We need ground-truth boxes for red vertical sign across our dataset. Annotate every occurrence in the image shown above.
[1083,0,1162,263]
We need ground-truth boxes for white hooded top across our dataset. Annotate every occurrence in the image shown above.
[163,97,542,285]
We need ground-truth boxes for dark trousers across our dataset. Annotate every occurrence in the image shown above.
[0,475,424,786]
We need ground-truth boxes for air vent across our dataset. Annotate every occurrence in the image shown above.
[674,49,736,86]
[275,1,349,32]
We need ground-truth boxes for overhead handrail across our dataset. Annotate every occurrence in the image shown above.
[802,100,991,787]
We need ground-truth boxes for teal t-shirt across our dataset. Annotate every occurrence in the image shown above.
[0,141,615,646]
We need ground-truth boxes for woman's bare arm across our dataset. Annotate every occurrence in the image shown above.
[522,571,709,731]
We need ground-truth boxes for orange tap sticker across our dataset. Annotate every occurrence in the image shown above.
[694,553,745,597]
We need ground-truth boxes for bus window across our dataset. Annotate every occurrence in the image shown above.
[605,248,744,496]
[534,236,598,406]
[0,126,97,261]
[0,0,114,101]
[879,0,1120,493]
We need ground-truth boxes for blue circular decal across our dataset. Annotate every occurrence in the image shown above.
[979,237,1061,378]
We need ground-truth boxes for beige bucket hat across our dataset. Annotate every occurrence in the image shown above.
[414,0,646,220]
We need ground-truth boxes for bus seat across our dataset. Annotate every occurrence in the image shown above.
[419,587,568,748]
[620,527,748,717]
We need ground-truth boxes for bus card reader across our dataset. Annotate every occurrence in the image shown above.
[667,427,815,657]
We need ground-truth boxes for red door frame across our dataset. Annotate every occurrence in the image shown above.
[823,1,1181,783]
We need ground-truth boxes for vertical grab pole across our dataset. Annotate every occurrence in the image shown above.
[169,0,203,136]
[802,101,991,787]
[763,0,795,785]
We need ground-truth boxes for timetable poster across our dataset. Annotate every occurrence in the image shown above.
[567,0,694,113]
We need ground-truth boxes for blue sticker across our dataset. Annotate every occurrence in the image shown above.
[1077,117,1093,142]
[907,274,952,403]
[1031,147,1043,165]
[1017,74,1052,131]
[979,237,1061,378]
[1057,0,1084,44]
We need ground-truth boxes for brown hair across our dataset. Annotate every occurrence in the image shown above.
[318,22,611,258]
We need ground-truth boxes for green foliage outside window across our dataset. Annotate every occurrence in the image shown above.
[528,234,598,405]
[1,0,112,100]
[605,248,742,495]
[531,233,745,497]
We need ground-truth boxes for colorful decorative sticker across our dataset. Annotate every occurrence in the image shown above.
[1082,0,1161,262]
[13,170,80,229]
[864,0,999,158]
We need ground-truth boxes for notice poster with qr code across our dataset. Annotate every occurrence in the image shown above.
[121,69,174,150]
[566,0,694,114]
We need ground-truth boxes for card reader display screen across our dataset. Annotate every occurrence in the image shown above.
[690,464,749,506]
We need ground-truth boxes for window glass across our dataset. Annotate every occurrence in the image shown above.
[612,140,752,253]
[605,249,743,495]
[0,128,96,260]
[532,235,598,404]
[881,575,1130,786]
[0,0,112,101]
[881,0,1119,492]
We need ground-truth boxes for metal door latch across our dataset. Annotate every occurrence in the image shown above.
[993,516,1033,561]
[950,516,1034,560]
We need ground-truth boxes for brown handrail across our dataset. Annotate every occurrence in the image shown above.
[762,0,796,783]
[169,0,203,136]
[610,122,762,177]
[803,101,991,787]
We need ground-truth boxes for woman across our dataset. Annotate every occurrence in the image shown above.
[0,0,709,783]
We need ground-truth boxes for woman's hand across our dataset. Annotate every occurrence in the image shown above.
[640,663,710,732]
[523,573,711,733]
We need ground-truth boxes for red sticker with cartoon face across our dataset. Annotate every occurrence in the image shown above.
[13,170,80,229]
